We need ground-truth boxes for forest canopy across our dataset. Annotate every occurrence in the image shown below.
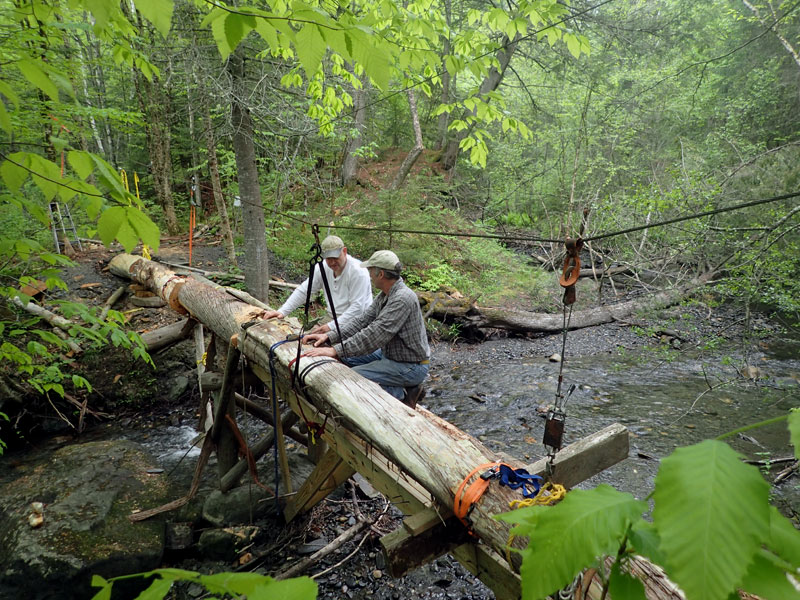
[1,0,799,399]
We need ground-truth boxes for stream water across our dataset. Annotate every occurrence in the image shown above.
[424,336,800,514]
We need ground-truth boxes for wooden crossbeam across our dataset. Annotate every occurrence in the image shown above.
[379,423,629,597]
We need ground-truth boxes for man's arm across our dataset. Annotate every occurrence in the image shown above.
[276,268,322,316]
[331,293,411,358]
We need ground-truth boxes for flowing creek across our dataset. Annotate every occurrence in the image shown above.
[424,336,800,514]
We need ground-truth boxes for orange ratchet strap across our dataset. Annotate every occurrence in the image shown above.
[454,461,502,534]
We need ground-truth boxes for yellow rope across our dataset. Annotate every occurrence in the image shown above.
[509,482,566,509]
[505,482,568,564]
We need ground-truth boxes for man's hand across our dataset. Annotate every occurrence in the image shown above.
[302,332,329,347]
[261,310,284,320]
[305,345,338,359]
[308,322,331,335]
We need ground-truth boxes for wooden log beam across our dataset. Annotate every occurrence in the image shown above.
[9,296,82,354]
[107,253,620,577]
[417,275,714,334]
[220,409,299,492]
[284,447,356,522]
[140,318,194,352]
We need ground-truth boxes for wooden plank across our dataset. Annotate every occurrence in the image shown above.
[451,544,521,600]
[284,447,355,522]
[526,422,629,486]
[381,510,469,578]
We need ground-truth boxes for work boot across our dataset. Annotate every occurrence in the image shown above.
[403,385,425,409]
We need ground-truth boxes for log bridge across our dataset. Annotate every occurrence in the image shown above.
[110,254,631,599]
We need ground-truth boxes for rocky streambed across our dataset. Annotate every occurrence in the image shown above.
[1,274,798,600]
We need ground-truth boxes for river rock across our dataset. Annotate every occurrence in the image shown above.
[0,439,171,600]
[203,485,276,526]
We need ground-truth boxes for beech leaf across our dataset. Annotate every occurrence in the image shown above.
[653,440,769,600]
[499,485,646,599]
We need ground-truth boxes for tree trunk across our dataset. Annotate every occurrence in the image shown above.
[228,50,269,301]
[389,89,424,190]
[418,272,716,333]
[186,83,203,212]
[204,106,237,265]
[132,56,179,235]
[108,253,608,573]
[435,0,452,151]
[442,34,520,171]
[341,80,368,187]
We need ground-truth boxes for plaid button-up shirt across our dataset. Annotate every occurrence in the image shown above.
[328,278,430,363]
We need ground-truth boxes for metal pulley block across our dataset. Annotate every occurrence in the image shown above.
[543,384,576,453]
[543,408,566,451]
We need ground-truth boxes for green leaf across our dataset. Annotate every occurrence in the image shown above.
[90,154,127,197]
[349,28,392,91]
[134,0,173,37]
[789,408,800,460]
[71,375,92,392]
[90,575,112,600]
[68,151,94,180]
[652,440,770,600]
[134,576,173,599]
[768,505,800,568]
[254,18,280,49]
[29,155,62,201]
[97,206,125,247]
[628,520,666,566]
[0,102,10,134]
[35,330,64,346]
[296,24,327,79]
[116,219,139,253]
[211,11,233,60]
[499,485,646,599]
[320,26,350,61]
[17,59,60,101]
[739,551,799,600]
[224,13,257,56]
[1,156,29,192]
[125,206,160,252]
[565,33,581,58]
[0,80,21,107]
[608,562,647,600]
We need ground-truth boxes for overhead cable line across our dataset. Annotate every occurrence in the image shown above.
[582,190,800,243]
[276,189,800,245]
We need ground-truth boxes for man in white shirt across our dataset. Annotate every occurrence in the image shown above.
[261,235,373,335]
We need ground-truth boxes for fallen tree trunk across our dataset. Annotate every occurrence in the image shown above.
[108,252,603,572]
[419,272,715,333]
[10,296,82,354]
[140,318,194,352]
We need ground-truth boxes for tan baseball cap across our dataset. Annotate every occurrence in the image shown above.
[320,235,345,258]
[362,250,402,272]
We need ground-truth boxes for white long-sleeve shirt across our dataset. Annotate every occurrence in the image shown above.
[278,256,373,334]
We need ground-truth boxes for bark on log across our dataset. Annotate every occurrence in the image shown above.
[419,272,715,333]
[10,296,82,354]
[107,252,592,572]
[153,260,298,290]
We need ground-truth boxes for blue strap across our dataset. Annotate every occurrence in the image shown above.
[497,464,543,498]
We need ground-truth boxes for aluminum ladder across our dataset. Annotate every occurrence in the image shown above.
[48,202,83,254]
